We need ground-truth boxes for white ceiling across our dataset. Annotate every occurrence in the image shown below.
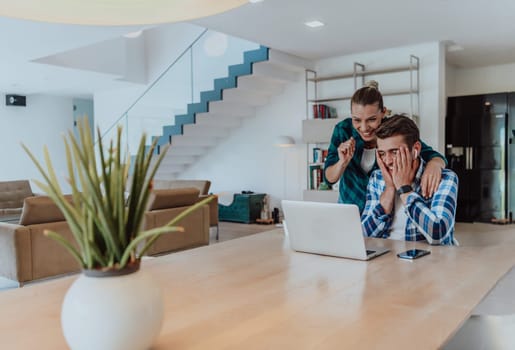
[195,0,515,67]
[1,0,514,96]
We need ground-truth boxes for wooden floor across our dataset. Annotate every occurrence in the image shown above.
[209,221,278,244]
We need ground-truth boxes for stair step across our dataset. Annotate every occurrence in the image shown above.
[183,124,231,137]
[159,155,196,166]
[187,102,208,115]
[167,146,209,156]
[251,62,301,83]
[162,124,183,137]
[214,76,238,91]
[194,113,242,128]
[155,163,187,173]
[154,171,181,179]
[171,134,220,147]
[222,88,269,106]
[268,50,314,71]
[228,62,252,78]
[236,75,285,95]
[244,46,269,64]
[200,89,222,103]
[208,100,255,117]
[175,114,195,126]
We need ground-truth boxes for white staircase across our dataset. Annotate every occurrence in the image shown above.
[155,50,313,179]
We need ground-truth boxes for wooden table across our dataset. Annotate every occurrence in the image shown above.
[1,227,515,349]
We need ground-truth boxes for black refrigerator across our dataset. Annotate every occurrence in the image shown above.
[446,93,512,223]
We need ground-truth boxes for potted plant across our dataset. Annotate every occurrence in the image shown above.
[23,118,212,350]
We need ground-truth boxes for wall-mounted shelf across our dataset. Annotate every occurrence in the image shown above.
[302,118,342,143]
[308,89,417,103]
[307,65,415,83]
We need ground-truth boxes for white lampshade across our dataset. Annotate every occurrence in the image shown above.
[0,0,247,26]
[275,135,295,148]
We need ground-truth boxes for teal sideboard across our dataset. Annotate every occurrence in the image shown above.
[218,193,266,224]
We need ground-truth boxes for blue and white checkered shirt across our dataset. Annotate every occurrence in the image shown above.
[361,159,459,245]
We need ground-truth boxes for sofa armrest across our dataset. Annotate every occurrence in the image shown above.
[0,223,31,282]
[199,194,218,227]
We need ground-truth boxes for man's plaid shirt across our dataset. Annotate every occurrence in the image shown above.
[361,159,458,245]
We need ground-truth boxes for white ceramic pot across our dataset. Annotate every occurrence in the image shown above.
[61,265,164,350]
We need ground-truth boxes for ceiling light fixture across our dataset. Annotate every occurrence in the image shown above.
[0,0,248,26]
[249,0,264,3]
[447,44,464,52]
[305,20,325,28]
[124,30,143,39]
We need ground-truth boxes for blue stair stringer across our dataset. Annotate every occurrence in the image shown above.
[152,45,269,155]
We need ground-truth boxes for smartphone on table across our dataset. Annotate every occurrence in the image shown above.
[397,249,430,260]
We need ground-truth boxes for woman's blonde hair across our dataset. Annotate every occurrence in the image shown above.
[350,80,384,110]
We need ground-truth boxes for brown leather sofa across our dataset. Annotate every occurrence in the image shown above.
[143,187,210,256]
[0,188,212,284]
[0,195,80,284]
[153,179,219,240]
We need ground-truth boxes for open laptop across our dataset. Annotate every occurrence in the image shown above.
[281,200,390,260]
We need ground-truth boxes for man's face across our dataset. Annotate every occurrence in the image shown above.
[350,103,385,142]
[377,135,412,172]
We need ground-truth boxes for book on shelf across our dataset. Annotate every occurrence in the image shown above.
[312,147,329,164]
[309,165,323,190]
[312,104,337,119]
[313,147,322,163]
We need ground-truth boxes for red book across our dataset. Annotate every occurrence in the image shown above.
[319,104,326,119]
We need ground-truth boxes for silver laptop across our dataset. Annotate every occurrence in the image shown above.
[281,200,390,260]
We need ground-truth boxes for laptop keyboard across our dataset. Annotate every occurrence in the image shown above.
[366,250,376,255]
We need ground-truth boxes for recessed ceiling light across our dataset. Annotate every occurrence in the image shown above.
[249,0,264,3]
[124,30,143,39]
[446,43,464,52]
[305,20,324,28]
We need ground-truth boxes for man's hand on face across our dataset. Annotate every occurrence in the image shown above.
[392,146,417,189]
[376,149,394,189]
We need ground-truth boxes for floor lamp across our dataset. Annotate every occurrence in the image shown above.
[275,135,295,227]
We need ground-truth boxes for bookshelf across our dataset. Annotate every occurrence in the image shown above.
[302,55,420,203]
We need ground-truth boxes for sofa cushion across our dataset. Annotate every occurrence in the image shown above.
[148,188,200,211]
[153,180,211,195]
[19,195,71,225]
[0,180,33,209]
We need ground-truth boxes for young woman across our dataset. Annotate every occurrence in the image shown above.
[324,81,446,213]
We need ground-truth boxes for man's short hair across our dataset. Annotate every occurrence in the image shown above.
[375,114,420,148]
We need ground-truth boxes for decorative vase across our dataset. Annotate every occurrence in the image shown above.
[61,262,164,350]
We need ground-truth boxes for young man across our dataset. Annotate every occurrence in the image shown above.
[361,115,458,245]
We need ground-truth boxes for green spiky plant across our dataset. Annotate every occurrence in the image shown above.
[22,117,212,271]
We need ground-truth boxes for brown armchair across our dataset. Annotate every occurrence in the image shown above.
[143,187,210,256]
[0,195,80,285]
[153,179,220,240]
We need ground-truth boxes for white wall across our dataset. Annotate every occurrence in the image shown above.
[448,62,515,97]
[0,94,73,192]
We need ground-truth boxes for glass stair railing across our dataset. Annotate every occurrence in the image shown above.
[100,29,268,164]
